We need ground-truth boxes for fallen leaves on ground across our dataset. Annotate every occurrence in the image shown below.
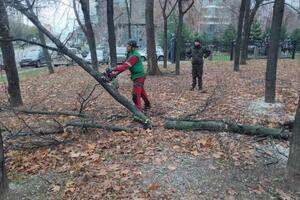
[0,60,299,199]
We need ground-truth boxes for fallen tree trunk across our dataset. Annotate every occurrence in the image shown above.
[11,139,74,150]
[165,119,289,140]
[6,127,64,139]
[0,107,93,118]
[65,121,129,132]
[7,2,151,128]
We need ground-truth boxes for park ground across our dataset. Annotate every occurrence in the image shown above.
[0,59,300,199]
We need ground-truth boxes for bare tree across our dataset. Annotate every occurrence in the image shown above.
[265,0,285,103]
[107,0,117,67]
[175,0,194,75]
[234,0,246,71]
[73,0,98,71]
[125,0,132,38]
[287,96,300,193]
[146,0,161,75]
[240,0,251,65]
[7,0,150,127]
[39,30,54,73]
[0,128,8,198]
[159,0,178,69]
[240,0,264,65]
[32,0,55,74]
[0,0,23,107]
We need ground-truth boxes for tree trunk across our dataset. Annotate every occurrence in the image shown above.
[0,0,23,107]
[165,119,289,140]
[241,1,260,65]
[287,97,300,193]
[175,1,184,75]
[125,0,131,38]
[163,17,168,68]
[12,5,151,127]
[265,0,285,103]
[145,0,161,75]
[80,0,98,71]
[65,121,129,132]
[107,0,117,67]
[234,0,246,71]
[240,0,251,65]
[0,106,93,118]
[38,30,54,74]
[0,129,8,198]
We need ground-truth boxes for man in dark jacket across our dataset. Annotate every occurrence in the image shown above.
[187,39,211,91]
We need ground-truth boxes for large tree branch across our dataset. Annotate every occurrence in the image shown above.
[166,0,178,18]
[6,0,151,128]
[73,0,87,34]
[261,1,300,15]
[182,0,194,15]
[0,37,59,52]
[0,106,93,118]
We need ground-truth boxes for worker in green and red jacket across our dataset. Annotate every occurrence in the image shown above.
[108,39,151,112]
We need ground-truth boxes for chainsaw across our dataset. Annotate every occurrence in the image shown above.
[102,67,119,90]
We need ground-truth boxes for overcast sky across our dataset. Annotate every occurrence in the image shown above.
[23,0,77,39]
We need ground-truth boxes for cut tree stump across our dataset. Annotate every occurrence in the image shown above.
[165,119,289,140]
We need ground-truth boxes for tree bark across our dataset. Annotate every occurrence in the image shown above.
[240,0,251,65]
[146,0,161,75]
[240,0,261,65]
[163,18,168,68]
[125,0,131,38]
[234,0,247,71]
[38,30,54,74]
[287,97,300,193]
[79,0,98,71]
[0,107,93,118]
[175,0,194,75]
[265,0,285,103]
[10,2,151,128]
[65,121,129,132]
[165,119,289,140]
[159,0,178,69]
[107,0,117,67]
[0,129,8,198]
[175,0,184,75]
[0,0,23,107]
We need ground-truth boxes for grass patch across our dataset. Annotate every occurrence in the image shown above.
[211,54,230,61]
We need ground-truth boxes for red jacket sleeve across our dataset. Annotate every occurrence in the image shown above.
[113,55,139,74]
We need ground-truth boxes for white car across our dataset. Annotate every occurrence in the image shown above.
[116,47,127,64]
[139,48,164,61]
[85,49,109,65]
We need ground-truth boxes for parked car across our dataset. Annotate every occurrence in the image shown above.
[19,49,46,68]
[139,47,164,61]
[51,48,84,66]
[156,47,164,61]
[85,49,109,65]
[116,47,127,64]
[51,51,74,66]
[140,49,147,61]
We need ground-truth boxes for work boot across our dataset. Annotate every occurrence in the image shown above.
[190,87,195,91]
[143,103,151,113]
